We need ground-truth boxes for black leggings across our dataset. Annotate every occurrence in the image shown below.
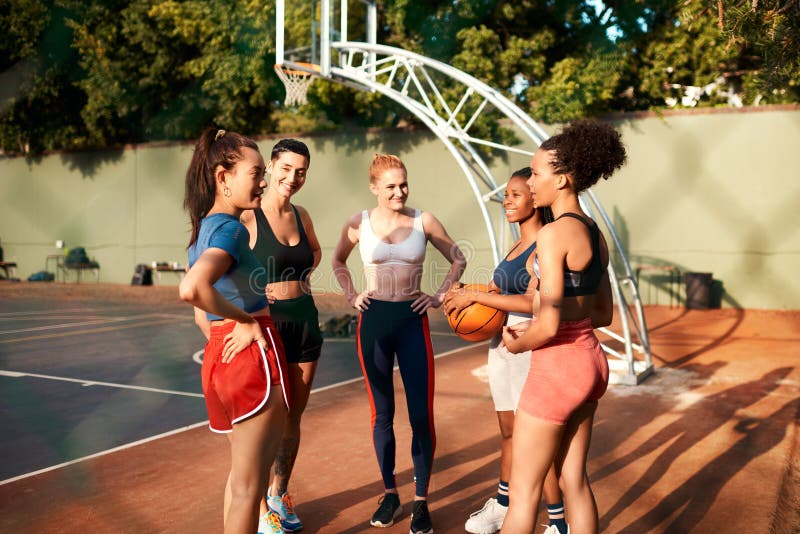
[356,299,436,497]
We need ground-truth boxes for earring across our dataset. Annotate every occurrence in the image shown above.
[223,187,231,197]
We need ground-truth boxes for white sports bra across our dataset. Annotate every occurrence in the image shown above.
[359,209,427,267]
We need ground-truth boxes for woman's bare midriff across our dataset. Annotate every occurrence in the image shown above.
[364,263,424,302]
[209,306,270,326]
[265,280,310,301]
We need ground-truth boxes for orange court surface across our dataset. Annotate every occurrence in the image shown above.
[0,283,798,533]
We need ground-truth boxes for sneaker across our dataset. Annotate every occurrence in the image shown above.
[370,493,403,528]
[267,491,303,532]
[257,511,285,534]
[542,525,570,534]
[465,498,506,534]
[409,500,433,534]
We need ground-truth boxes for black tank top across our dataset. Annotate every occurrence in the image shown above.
[252,205,315,283]
[532,212,605,297]
[559,212,604,297]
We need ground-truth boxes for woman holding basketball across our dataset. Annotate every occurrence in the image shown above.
[240,138,322,533]
[332,154,466,534]
[444,167,567,534]
[500,120,622,534]
[180,128,290,534]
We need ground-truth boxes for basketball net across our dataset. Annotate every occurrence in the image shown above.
[274,63,319,107]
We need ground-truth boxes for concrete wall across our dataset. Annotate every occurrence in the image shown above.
[1,107,798,309]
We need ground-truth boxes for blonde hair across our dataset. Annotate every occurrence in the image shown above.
[369,153,407,184]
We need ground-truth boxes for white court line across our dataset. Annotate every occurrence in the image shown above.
[1,341,484,486]
[0,421,209,486]
[0,309,102,317]
[0,315,111,322]
[0,370,204,398]
[0,313,189,335]
[0,317,130,335]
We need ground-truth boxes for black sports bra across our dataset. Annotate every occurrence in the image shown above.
[251,205,315,283]
[534,212,605,297]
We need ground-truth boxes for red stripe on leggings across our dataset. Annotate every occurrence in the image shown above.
[421,314,437,463]
[355,313,377,429]
[356,313,392,486]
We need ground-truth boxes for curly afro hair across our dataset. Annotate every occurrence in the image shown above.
[540,120,627,193]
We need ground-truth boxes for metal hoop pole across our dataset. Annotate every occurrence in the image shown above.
[276,0,285,65]
[367,2,377,75]
[340,0,347,43]
[321,0,331,76]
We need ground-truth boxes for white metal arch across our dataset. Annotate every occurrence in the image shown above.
[280,36,652,385]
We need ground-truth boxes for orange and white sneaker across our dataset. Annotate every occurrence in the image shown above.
[267,490,303,532]
[257,511,285,534]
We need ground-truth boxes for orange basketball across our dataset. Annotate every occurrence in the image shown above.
[447,284,507,342]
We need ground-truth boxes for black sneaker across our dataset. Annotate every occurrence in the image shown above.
[370,493,402,528]
[409,500,433,534]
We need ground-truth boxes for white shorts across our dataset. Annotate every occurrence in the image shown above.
[487,313,532,412]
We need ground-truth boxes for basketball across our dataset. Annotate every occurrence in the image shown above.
[446,284,507,342]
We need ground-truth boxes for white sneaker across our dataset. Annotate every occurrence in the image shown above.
[542,525,570,534]
[464,498,507,534]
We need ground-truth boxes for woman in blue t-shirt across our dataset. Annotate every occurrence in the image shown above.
[180,128,290,534]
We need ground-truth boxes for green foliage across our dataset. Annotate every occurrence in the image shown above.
[0,1,87,155]
[1,0,797,157]
[527,52,625,123]
[66,0,281,144]
[720,0,800,100]
[0,0,49,70]
[636,2,739,107]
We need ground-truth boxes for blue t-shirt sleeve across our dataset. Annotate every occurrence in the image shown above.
[207,220,249,266]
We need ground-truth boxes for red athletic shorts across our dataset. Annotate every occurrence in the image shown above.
[201,316,290,433]
[518,318,608,425]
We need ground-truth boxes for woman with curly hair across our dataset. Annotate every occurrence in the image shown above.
[500,120,625,534]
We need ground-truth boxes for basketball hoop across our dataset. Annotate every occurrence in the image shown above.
[274,63,320,107]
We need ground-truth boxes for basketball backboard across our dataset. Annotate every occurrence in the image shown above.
[276,0,376,77]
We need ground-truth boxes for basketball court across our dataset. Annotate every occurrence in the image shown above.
[0,284,470,483]
[1,2,797,533]
[1,283,798,532]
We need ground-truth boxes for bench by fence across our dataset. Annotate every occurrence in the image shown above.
[45,255,100,283]
[153,264,186,281]
[64,262,100,283]
[0,261,17,279]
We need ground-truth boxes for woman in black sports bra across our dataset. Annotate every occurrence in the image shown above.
[500,120,625,534]
[240,138,322,533]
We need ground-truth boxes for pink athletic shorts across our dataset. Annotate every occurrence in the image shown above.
[517,318,608,425]
[201,316,290,433]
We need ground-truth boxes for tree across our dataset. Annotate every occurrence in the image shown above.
[1,0,797,157]
[0,1,88,155]
[64,0,282,144]
[719,0,800,100]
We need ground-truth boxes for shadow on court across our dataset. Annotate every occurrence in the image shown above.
[0,283,798,533]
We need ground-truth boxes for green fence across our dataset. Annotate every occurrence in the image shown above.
[1,107,798,309]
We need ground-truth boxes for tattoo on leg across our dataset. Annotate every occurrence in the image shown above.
[274,434,301,494]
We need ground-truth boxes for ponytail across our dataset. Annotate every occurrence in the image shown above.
[184,128,259,247]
